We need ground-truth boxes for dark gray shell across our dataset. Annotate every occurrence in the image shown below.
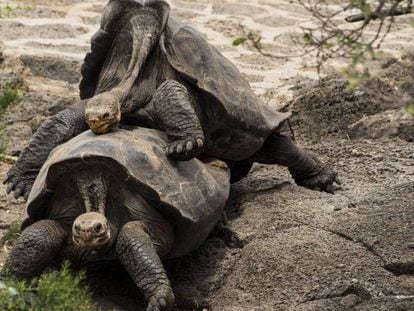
[162,18,291,159]
[27,127,230,256]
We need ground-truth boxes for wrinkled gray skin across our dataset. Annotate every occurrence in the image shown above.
[4,0,340,201]
[2,128,231,311]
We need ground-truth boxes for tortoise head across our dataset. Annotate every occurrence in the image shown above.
[72,212,111,249]
[85,92,121,134]
[72,168,113,249]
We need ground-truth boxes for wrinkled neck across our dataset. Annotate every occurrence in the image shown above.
[111,7,163,105]
[76,169,109,215]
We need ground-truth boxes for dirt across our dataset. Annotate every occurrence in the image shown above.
[0,0,413,310]
[0,22,89,40]
[287,55,414,142]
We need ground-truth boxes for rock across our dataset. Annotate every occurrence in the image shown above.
[20,55,81,84]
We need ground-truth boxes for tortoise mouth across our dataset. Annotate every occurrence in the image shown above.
[89,120,118,134]
[72,231,111,249]
[85,95,122,134]
[72,212,112,250]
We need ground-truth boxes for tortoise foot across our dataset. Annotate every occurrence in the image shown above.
[296,165,341,194]
[146,285,175,311]
[3,166,35,200]
[167,136,204,161]
[213,214,245,248]
[289,152,341,194]
[217,225,244,248]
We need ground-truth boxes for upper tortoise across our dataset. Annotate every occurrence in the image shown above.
[4,0,340,200]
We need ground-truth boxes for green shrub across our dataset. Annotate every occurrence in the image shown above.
[0,86,20,111]
[0,221,21,247]
[0,3,35,19]
[0,85,22,154]
[0,263,96,310]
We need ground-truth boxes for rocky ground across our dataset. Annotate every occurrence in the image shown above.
[0,0,413,310]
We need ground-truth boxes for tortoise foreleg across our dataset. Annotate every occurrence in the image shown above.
[2,220,67,279]
[145,80,205,161]
[3,100,89,200]
[116,221,174,311]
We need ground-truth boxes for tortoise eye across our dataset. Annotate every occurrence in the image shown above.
[94,223,102,232]
[103,113,110,119]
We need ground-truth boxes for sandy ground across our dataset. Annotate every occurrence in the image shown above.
[0,0,413,310]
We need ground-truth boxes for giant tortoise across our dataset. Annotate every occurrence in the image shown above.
[4,0,340,200]
[2,127,230,311]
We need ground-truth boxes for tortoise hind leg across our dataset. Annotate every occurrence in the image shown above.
[145,80,205,161]
[226,160,254,183]
[2,220,67,279]
[212,213,244,248]
[116,221,174,311]
[251,133,340,193]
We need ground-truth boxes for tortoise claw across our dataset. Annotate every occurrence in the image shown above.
[196,138,204,148]
[146,286,174,311]
[2,174,9,184]
[167,137,205,161]
[6,181,15,194]
[4,167,36,200]
[167,144,176,155]
[13,188,22,200]
[325,184,335,194]
[24,189,30,201]
[295,167,339,194]
[334,176,342,185]
[175,143,184,155]
[186,141,193,152]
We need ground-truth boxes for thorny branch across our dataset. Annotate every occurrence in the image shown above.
[296,0,413,79]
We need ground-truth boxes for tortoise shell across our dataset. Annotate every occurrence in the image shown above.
[27,127,230,256]
[161,17,291,159]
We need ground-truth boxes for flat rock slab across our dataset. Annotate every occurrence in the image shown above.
[20,54,81,84]
[328,182,414,276]
[293,296,414,311]
[0,22,89,40]
[212,226,407,310]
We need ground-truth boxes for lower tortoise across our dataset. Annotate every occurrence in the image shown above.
[2,127,230,311]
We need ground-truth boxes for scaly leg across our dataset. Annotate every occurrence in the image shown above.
[251,133,340,193]
[1,220,67,279]
[3,100,88,200]
[145,80,205,161]
[116,221,174,311]
[226,160,254,183]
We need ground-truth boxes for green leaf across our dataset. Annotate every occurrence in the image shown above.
[407,103,414,116]
[303,33,312,45]
[232,37,247,46]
